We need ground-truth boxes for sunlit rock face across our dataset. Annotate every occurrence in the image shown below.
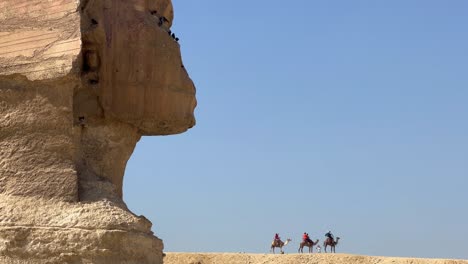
[80,0,196,135]
[0,0,196,263]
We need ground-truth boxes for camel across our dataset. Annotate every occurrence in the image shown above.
[298,239,319,253]
[323,237,340,253]
[270,238,291,254]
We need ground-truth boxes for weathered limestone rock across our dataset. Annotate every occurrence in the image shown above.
[0,0,196,263]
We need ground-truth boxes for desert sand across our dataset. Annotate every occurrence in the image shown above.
[164,253,468,264]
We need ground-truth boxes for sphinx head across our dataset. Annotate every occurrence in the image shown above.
[74,0,197,199]
[0,0,195,202]
[78,0,196,135]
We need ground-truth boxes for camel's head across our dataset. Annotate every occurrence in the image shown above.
[284,238,292,245]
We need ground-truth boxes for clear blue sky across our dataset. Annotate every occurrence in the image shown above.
[125,0,468,259]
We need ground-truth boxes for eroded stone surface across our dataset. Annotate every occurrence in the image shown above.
[0,0,196,263]
[80,0,196,135]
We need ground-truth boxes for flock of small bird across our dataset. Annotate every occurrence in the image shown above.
[151,11,179,43]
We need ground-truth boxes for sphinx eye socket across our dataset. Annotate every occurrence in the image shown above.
[91,19,98,25]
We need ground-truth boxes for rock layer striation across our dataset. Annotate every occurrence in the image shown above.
[0,0,196,263]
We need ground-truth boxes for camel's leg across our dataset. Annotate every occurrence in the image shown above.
[324,245,327,253]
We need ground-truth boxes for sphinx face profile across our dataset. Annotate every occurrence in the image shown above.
[81,0,196,135]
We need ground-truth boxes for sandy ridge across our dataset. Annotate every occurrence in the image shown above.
[164,253,468,264]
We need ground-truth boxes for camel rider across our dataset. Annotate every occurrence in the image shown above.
[303,232,312,243]
[325,231,334,241]
[274,233,281,243]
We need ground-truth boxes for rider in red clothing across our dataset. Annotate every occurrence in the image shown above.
[303,232,312,243]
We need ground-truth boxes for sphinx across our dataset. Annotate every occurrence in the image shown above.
[0,0,196,263]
